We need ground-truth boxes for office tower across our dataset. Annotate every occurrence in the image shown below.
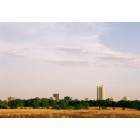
[53,93,59,101]
[97,85,104,100]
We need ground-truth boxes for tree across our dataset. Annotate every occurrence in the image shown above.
[31,98,41,109]
[40,98,50,108]
[8,99,24,109]
[70,100,89,109]
[64,96,72,102]
[0,100,8,109]
[51,102,60,109]
[57,99,73,109]
[96,100,107,109]
[58,100,68,109]
[112,101,116,110]
[49,99,60,109]
[88,100,97,107]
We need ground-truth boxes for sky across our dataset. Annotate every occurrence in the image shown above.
[0,22,140,100]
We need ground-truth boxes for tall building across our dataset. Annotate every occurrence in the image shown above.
[97,85,104,100]
[53,93,59,101]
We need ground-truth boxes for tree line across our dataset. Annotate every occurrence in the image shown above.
[0,97,140,110]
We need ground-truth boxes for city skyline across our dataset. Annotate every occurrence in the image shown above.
[4,83,129,101]
[0,22,140,100]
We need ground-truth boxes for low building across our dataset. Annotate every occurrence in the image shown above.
[8,96,16,102]
[50,97,54,100]
[53,93,59,101]
[122,96,130,101]
[84,98,89,101]
[107,97,115,101]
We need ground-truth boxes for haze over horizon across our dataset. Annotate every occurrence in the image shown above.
[0,22,140,100]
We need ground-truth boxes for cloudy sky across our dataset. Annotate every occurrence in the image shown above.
[0,22,140,100]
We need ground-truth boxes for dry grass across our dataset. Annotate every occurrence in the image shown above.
[0,107,140,118]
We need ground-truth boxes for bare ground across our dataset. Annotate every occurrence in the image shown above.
[0,107,140,118]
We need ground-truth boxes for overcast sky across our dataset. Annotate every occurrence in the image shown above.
[0,22,140,100]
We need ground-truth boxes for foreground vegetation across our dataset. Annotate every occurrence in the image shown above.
[0,108,140,118]
[0,97,140,111]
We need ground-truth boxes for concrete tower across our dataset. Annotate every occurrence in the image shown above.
[97,85,104,100]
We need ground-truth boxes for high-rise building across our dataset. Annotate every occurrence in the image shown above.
[53,93,59,101]
[97,85,104,100]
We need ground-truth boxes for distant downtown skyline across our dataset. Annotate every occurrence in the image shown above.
[0,22,140,100]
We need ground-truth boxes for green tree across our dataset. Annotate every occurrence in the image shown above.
[8,99,24,109]
[0,100,8,109]
[64,96,72,102]
[40,98,50,108]
[32,99,40,109]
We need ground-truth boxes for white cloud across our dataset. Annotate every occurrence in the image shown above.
[0,22,140,68]
[56,42,140,68]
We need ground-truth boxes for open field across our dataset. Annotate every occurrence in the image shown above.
[0,107,140,118]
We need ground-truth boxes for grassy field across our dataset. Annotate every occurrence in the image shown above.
[0,107,140,118]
